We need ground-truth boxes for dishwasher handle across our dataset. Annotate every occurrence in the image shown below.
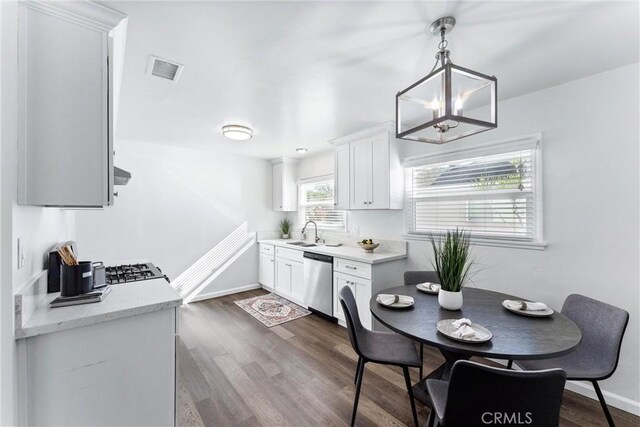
[303,252,333,263]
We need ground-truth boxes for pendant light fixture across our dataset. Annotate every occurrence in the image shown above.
[396,17,497,144]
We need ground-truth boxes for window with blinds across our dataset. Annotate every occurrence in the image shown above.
[299,177,346,231]
[405,138,541,241]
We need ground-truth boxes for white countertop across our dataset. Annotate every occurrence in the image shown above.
[15,277,182,339]
[258,239,407,264]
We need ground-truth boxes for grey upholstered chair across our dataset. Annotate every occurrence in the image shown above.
[403,271,439,378]
[515,294,629,427]
[339,286,420,427]
[426,360,567,427]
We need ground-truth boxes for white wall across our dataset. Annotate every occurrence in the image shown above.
[298,63,640,413]
[1,3,75,424]
[75,140,284,299]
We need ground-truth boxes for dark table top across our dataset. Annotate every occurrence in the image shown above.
[370,286,582,360]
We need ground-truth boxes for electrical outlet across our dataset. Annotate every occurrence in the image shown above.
[17,238,25,270]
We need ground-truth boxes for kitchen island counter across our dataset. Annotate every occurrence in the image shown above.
[15,272,181,339]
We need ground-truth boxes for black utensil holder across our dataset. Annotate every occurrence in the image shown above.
[60,261,93,297]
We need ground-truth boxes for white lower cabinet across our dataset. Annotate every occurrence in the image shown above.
[23,308,177,426]
[275,259,304,306]
[259,253,275,290]
[333,271,372,329]
[290,261,305,304]
[258,243,407,326]
[275,258,291,294]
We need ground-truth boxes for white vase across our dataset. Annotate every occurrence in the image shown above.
[282,233,289,239]
[438,289,463,311]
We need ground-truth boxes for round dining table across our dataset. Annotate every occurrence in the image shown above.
[370,285,582,404]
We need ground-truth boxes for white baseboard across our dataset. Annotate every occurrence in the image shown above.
[488,359,639,416]
[187,284,261,303]
[565,380,640,416]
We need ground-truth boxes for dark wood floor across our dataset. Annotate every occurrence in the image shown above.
[178,289,638,427]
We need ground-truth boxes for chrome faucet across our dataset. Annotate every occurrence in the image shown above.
[302,221,320,243]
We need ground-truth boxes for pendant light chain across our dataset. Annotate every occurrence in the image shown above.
[429,26,453,74]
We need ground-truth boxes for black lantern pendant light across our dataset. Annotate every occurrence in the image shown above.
[396,17,497,144]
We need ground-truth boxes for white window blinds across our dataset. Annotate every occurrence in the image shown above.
[405,138,541,241]
[299,177,346,230]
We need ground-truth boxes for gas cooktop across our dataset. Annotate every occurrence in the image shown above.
[105,263,167,285]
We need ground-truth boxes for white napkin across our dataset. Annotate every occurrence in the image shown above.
[377,294,414,306]
[504,300,548,311]
[450,318,478,339]
[418,282,441,292]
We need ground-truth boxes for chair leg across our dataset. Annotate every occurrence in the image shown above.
[402,366,419,427]
[419,343,424,379]
[506,360,513,369]
[592,381,615,427]
[351,361,365,427]
[354,357,362,385]
[427,408,435,427]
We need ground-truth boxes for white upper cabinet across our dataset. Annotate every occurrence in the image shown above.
[271,158,298,211]
[334,144,350,210]
[330,123,403,210]
[17,1,126,207]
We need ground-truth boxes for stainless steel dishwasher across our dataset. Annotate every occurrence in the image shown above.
[303,252,335,321]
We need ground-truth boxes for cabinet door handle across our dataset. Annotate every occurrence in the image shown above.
[345,265,357,270]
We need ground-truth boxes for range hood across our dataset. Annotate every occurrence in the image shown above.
[114,166,131,186]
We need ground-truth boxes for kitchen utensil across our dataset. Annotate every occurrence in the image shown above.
[60,261,94,297]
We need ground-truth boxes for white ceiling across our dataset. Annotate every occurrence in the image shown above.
[103,1,639,159]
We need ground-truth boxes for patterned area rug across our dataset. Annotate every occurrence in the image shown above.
[234,293,311,327]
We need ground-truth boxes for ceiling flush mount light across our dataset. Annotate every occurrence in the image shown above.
[396,17,497,144]
[296,147,308,153]
[222,125,253,141]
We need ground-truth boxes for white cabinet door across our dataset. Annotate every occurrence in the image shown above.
[259,253,275,290]
[333,272,372,328]
[272,162,284,211]
[289,260,305,305]
[272,160,298,211]
[333,273,356,322]
[353,278,372,329]
[369,133,390,209]
[17,2,125,207]
[26,308,176,426]
[350,139,372,209]
[334,144,350,210]
[275,258,291,296]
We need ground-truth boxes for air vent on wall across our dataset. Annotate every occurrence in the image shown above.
[146,55,184,81]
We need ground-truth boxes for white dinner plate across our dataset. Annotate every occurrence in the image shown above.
[502,300,554,318]
[376,295,414,309]
[416,283,440,295]
[436,319,493,344]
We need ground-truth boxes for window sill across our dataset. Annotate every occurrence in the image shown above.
[403,234,548,251]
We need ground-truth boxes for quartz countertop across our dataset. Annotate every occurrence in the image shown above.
[15,275,182,339]
[257,239,407,264]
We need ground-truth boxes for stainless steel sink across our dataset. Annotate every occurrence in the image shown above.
[287,242,317,247]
